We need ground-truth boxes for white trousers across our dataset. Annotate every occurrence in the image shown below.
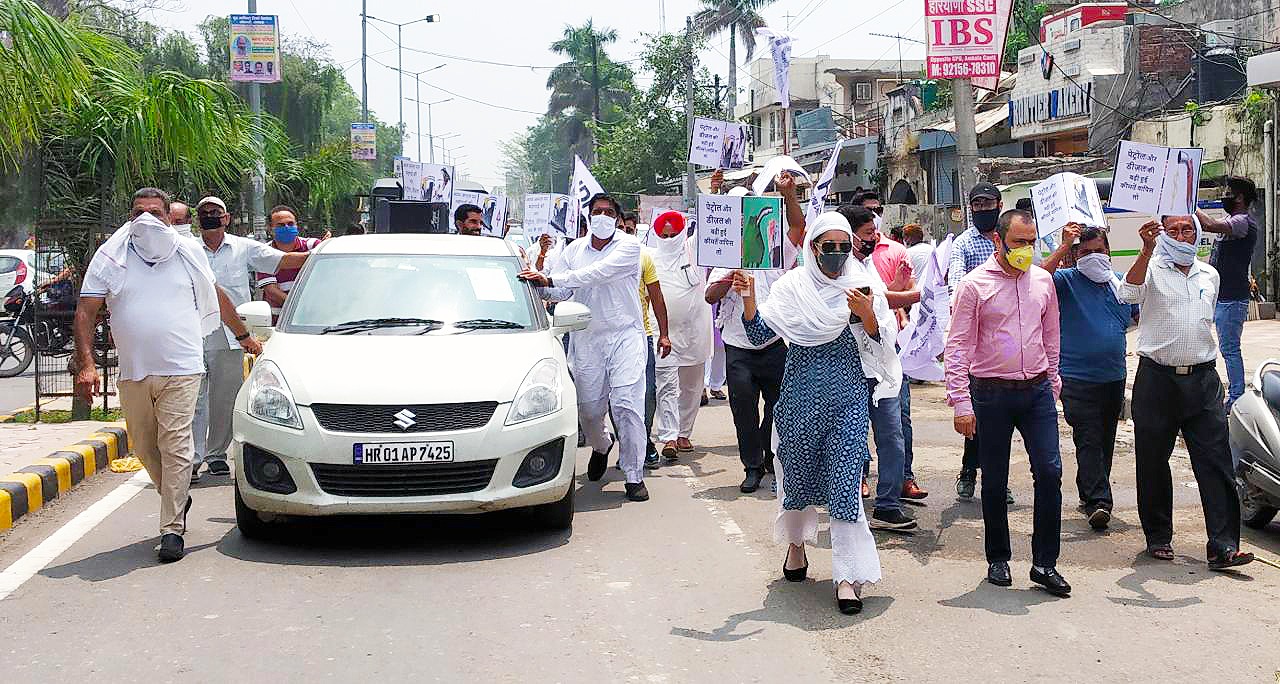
[705,338,727,390]
[774,456,882,588]
[655,364,704,442]
[580,377,647,484]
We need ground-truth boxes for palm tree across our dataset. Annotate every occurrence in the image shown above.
[545,20,633,164]
[693,0,775,120]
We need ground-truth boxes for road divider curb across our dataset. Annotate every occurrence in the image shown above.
[0,423,129,531]
[0,405,35,424]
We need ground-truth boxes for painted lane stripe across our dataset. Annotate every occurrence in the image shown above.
[0,471,149,601]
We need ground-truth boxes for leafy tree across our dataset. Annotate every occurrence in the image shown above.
[1003,0,1049,71]
[545,20,633,164]
[692,0,774,118]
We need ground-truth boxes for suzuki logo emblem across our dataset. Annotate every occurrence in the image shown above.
[392,409,417,430]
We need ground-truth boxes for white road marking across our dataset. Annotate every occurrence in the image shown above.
[0,471,150,601]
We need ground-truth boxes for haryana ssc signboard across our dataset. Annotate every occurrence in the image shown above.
[924,0,1014,91]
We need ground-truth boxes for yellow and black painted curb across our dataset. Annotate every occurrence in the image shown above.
[0,423,129,531]
[0,404,35,424]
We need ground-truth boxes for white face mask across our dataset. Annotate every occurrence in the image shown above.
[1155,231,1197,266]
[589,214,617,240]
[172,223,193,236]
[128,212,178,263]
[1075,253,1114,284]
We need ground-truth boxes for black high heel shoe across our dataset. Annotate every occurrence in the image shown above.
[782,545,808,582]
[836,585,863,615]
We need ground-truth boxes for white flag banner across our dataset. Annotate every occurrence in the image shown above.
[898,234,955,382]
[806,138,847,225]
[569,155,605,236]
[755,28,794,108]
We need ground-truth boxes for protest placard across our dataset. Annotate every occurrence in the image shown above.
[522,194,555,242]
[1029,172,1107,238]
[451,190,488,230]
[482,194,507,237]
[420,163,455,205]
[397,159,423,199]
[695,194,783,270]
[689,118,748,169]
[1111,141,1204,216]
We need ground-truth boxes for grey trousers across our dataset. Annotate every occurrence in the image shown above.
[193,334,245,467]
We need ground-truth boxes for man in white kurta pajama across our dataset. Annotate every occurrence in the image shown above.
[651,220,713,460]
[521,194,655,502]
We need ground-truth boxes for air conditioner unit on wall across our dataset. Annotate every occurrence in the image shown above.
[1202,20,1236,48]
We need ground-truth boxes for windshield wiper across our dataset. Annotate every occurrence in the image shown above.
[452,318,526,330]
[320,318,444,334]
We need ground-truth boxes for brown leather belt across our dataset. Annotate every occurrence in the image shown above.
[970,372,1049,391]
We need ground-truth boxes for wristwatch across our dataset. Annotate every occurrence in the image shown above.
[235,331,251,342]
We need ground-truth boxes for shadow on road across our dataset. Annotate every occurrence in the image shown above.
[938,580,1063,615]
[670,578,896,641]
[41,537,221,582]
[1106,552,1254,609]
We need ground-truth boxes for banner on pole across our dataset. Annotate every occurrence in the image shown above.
[898,234,955,381]
[807,138,847,225]
[755,29,794,108]
[696,194,784,270]
[1110,141,1204,216]
[350,123,376,161]
[230,14,281,83]
[924,0,1014,91]
[569,156,605,235]
[689,117,748,169]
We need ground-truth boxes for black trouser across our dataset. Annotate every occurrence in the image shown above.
[1131,358,1241,557]
[961,432,981,472]
[1060,378,1125,512]
[725,340,786,472]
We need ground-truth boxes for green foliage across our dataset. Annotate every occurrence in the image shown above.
[10,407,121,423]
[692,0,773,61]
[1003,0,1049,71]
[1233,88,1275,135]
[1184,100,1212,127]
[545,20,633,162]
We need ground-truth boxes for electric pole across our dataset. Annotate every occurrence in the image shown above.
[590,29,601,165]
[248,0,265,239]
[360,0,368,122]
[684,16,696,207]
[953,78,979,218]
[869,32,924,84]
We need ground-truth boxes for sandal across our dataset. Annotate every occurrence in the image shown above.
[1208,550,1255,571]
[1146,545,1175,561]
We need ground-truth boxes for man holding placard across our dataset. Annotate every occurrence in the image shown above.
[1196,177,1260,409]
[1120,215,1254,570]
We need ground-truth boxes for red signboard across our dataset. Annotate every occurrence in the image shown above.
[924,0,1014,90]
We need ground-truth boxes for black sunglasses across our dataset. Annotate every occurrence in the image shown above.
[817,241,853,254]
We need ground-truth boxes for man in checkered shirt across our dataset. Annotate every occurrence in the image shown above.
[948,183,1014,506]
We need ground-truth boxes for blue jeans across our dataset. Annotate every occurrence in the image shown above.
[1214,300,1248,408]
[971,378,1062,567]
[866,379,906,513]
[900,377,914,481]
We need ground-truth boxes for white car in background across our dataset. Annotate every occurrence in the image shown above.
[231,234,590,537]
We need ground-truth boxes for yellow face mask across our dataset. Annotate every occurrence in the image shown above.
[1005,245,1034,272]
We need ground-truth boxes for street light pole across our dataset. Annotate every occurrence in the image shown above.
[360,0,368,122]
[415,76,422,161]
[248,0,265,238]
[363,13,440,157]
[397,23,403,153]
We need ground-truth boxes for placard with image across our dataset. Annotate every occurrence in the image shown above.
[1029,172,1107,239]
[1110,141,1204,216]
[695,194,783,269]
[689,117,748,169]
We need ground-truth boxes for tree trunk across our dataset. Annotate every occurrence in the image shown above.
[727,30,737,121]
[37,0,69,19]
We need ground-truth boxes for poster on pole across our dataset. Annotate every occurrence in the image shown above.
[1029,173,1107,237]
[755,28,794,108]
[229,14,281,83]
[807,138,847,225]
[1110,141,1204,217]
[350,123,376,161]
[421,164,455,205]
[924,0,1014,91]
[696,194,783,270]
[689,117,748,169]
[482,194,508,237]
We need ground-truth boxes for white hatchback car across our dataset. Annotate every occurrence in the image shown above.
[231,234,589,537]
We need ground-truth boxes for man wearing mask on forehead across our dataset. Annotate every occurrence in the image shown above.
[946,209,1069,596]
[948,182,1014,506]
[188,196,307,481]
[74,188,260,563]
[257,205,321,324]
[1120,215,1254,570]
[520,193,666,503]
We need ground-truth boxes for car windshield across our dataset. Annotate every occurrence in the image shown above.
[282,254,540,335]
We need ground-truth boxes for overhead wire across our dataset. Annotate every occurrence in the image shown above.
[801,0,908,56]
[366,55,544,115]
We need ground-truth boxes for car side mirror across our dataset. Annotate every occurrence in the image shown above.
[549,301,591,335]
[237,300,273,332]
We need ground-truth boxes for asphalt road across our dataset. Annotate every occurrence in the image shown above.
[1,385,1277,682]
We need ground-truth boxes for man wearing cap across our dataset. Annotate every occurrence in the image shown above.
[190,196,310,481]
[948,182,1014,506]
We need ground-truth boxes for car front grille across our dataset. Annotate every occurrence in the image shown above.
[310,460,499,497]
[309,402,498,433]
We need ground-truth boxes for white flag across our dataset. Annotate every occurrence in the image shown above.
[898,234,954,382]
[569,155,605,236]
[806,138,846,225]
[755,28,794,108]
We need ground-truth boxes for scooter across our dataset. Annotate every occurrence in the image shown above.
[1229,358,1280,530]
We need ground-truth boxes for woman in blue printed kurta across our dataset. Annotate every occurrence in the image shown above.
[734,211,894,616]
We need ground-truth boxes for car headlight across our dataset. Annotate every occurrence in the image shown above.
[247,359,303,429]
[506,358,563,425]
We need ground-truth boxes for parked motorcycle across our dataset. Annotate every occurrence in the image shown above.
[1228,358,1280,530]
[0,284,111,378]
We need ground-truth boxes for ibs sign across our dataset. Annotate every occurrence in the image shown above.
[924,0,1014,91]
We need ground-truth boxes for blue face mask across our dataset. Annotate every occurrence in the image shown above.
[274,224,299,244]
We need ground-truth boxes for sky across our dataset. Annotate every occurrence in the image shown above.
[145,0,928,191]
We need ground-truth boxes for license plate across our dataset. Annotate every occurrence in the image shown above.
[354,441,454,464]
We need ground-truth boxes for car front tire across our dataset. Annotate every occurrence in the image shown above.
[235,485,278,540]
[531,480,574,531]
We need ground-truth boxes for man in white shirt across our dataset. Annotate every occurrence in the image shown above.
[520,193,668,502]
[189,196,308,481]
[903,223,933,279]
[1121,216,1254,571]
[74,188,260,563]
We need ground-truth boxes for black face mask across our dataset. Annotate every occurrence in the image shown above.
[972,208,999,233]
[853,235,877,259]
[198,214,222,230]
[816,251,850,276]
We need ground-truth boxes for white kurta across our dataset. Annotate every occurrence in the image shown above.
[653,235,712,369]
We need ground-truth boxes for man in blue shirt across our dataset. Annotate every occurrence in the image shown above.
[1044,224,1137,530]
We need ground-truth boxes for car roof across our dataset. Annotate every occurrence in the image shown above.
[314,234,519,258]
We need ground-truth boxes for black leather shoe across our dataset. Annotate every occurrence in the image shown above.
[740,469,763,493]
[1030,567,1072,597]
[158,533,185,563]
[587,440,613,482]
[1087,506,1111,530]
[837,596,863,615]
[207,459,230,476]
[782,547,808,582]
[986,561,1012,587]
[956,469,977,499]
[624,482,649,502]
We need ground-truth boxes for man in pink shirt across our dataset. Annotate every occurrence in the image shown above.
[944,209,1070,598]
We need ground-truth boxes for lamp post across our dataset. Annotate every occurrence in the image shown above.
[407,97,454,162]
[361,11,440,156]
[404,65,446,160]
